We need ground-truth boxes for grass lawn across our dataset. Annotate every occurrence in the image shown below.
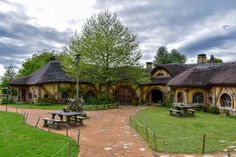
[132,107,236,153]
[0,111,78,157]
[3,103,65,110]
[2,103,118,111]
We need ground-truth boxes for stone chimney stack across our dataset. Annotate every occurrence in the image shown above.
[146,62,153,71]
[197,54,207,64]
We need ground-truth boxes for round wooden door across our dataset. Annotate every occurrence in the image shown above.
[116,87,133,105]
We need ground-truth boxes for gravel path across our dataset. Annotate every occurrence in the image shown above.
[0,105,154,157]
[0,105,233,157]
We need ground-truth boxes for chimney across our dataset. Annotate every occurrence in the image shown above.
[209,55,215,63]
[146,62,153,71]
[197,54,207,64]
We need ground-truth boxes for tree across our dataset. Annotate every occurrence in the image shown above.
[65,10,147,98]
[214,57,223,63]
[153,46,170,65]
[18,50,60,76]
[153,47,186,65]
[169,49,187,63]
[0,66,16,94]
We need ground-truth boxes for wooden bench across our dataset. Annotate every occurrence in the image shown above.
[169,109,182,116]
[69,116,86,126]
[187,109,196,116]
[43,118,66,130]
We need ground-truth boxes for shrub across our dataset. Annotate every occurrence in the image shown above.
[38,97,58,104]
[165,91,173,107]
[1,97,15,104]
[85,97,113,105]
[202,106,220,114]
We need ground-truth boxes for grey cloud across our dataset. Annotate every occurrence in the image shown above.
[0,0,71,67]
[179,28,236,56]
[95,0,236,62]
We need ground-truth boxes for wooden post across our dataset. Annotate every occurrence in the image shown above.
[25,113,28,123]
[153,132,157,151]
[48,121,51,132]
[68,139,72,157]
[146,126,149,142]
[77,129,80,147]
[35,116,41,127]
[66,124,69,136]
[202,134,206,154]
[5,104,7,112]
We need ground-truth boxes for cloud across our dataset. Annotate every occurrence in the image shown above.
[0,0,71,71]
[94,0,236,63]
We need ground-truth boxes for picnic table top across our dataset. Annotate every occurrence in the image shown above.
[48,110,85,116]
[173,104,192,108]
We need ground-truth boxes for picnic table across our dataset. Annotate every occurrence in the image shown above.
[169,104,195,117]
[44,111,86,129]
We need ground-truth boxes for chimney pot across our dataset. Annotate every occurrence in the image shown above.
[197,54,207,63]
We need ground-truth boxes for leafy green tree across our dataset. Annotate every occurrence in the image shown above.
[153,46,170,65]
[169,49,187,63]
[65,10,147,98]
[153,46,186,65]
[18,50,59,76]
[0,66,16,94]
[214,57,223,63]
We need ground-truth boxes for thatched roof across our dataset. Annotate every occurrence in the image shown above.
[142,77,171,86]
[9,61,79,86]
[151,64,196,77]
[168,62,236,87]
[142,63,196,85]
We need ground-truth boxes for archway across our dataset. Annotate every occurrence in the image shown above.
[177,92,184,103]
[220,93,232,108]
[21,89,26,102]
[150,89,164,103]
[192,92,204,103]
[115,86,133,105]
[61,92,69,99]
[84,91,96,99]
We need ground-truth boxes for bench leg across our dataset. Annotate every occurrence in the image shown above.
[55,123,61,130]
[44,120,49,127]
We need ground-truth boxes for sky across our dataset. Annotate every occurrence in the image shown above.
[0,0,236,76]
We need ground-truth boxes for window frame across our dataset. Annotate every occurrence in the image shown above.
[192,92,204,104]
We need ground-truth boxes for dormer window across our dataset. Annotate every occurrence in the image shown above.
[156,73,164,77]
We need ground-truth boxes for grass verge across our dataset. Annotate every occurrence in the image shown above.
[0,111,78,157]
[131,107,236,153]
[1,103,118,111]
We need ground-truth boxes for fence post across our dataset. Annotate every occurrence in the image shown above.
[202,134,206,154]
[130,116,132,127]
[35,116,41,127]
[68,139,72,157]
[48,121,51,132]
[77,129,80,147]
[25,113,28,123]
[66,124,69,136]
[153,132,157,151]
[145,126,149,142]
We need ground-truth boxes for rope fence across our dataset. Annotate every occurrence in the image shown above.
[3,106,79,157]
[129,106,236,154]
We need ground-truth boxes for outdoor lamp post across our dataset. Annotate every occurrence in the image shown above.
[75,54,80,98]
